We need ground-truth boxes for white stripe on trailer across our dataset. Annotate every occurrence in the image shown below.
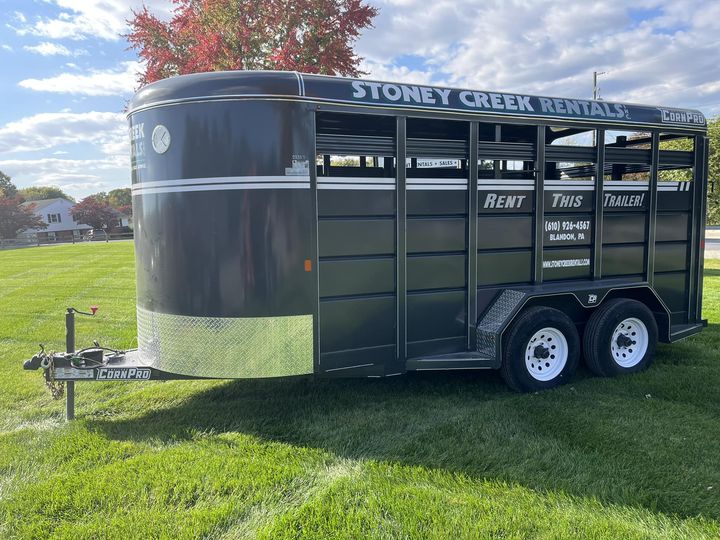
[133,183,310,195]
[317,183,395,190]
[544,185,594,191]
[318,176,395,184]
[479,179,535,184]
[407,184,468,191]
[134,175,310,190]
[407,178,468,185]
[478,185,535,191]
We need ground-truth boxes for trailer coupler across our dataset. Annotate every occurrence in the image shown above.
[23,307,194,420]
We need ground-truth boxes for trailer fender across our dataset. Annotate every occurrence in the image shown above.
[476,283,671,369]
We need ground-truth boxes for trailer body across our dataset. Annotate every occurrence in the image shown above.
[29,71,709,396]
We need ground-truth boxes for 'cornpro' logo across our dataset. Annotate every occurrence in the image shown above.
[96,368,151,380]
[660,109,705,126]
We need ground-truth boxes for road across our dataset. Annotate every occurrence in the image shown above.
[706,238,720,259]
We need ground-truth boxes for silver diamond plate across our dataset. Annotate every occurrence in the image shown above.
[137,307,313,378]
[476,290,526,356]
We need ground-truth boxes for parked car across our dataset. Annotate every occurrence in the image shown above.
[83,229,108,242]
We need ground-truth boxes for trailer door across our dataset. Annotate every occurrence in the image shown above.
[405,118,470,358]
[315,112,398,376]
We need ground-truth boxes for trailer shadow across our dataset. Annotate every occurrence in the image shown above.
[89,364,719,522]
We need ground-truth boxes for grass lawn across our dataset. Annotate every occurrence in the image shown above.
[1,241,719,539]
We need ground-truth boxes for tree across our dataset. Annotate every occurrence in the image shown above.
[70,196,119,230]
[707,116,720,225]
[0,170,17,198]
[0,197,46,239]
[18,186,74,202]
[107,188,132,213]
[127,0,378,85]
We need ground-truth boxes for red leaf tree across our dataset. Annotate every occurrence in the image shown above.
[0,197,47,239]
[127,0,378,85]
[71,196,119,230]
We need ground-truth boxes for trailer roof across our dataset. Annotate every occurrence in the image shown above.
[128,71,707,132]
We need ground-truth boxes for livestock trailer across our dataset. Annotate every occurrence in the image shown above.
[24,71,709,416]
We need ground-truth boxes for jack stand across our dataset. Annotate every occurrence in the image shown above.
[65,309,75,421]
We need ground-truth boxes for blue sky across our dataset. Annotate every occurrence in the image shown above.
[0,0,719,199]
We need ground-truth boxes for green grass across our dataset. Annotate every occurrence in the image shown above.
[1,242,719,539]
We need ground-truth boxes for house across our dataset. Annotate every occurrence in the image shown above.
[20,198,91,241]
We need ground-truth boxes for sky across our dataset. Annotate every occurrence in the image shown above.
[0,0,719,200]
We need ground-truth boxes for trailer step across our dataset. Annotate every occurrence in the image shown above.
[406,352,495,371]
[476,289,528,366]
[669,323,705,342]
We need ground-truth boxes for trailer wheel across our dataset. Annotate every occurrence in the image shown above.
[583,299,658,377]
[500,306,580,392]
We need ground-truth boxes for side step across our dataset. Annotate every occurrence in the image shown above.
[406,351,494,371]
[669,322,706,342]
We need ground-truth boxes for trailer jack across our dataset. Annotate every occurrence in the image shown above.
[23,307,193,420]
[22,307,104,420]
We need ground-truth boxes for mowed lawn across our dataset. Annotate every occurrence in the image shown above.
[1,242,719,539]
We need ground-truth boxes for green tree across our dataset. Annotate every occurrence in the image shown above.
[0,170,17,198]
[657,117,719,224]
[18,186,74,202]
[107,188,131,210]
[707,116,720,225]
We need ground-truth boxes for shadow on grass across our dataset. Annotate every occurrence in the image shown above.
[89,362,720,522]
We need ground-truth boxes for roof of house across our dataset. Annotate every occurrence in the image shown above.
[20,198,72,211]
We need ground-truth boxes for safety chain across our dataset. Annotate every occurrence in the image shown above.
[43,353,65,400]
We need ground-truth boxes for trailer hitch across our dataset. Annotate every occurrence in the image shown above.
[23,306,102,420]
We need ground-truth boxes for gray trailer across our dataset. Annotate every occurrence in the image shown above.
[24,71,709,415]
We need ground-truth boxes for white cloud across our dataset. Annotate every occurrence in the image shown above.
[1,44,12,52]
[23,42,86,56]
[356,0,720,115]
[18,61,141,96]
[12,0,174,41]
[0,157,127,198]
[0,111,126,156]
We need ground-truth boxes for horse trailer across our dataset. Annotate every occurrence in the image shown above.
[24,71,709,416]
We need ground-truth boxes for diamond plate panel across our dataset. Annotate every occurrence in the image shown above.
[476,290,526,355]
[137,307,313,378]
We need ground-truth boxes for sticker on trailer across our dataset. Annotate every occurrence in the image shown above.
[53,367,95,380]
[544,218,592,245]
[542,258,591,269]
[96,368,152,380]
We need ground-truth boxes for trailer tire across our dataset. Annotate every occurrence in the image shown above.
[583,299,658,377]
[500,306,580,392]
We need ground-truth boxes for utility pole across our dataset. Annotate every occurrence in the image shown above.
[593,71,606,100]
[592,71,606,146]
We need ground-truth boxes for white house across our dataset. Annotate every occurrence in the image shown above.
[20,198,92,241]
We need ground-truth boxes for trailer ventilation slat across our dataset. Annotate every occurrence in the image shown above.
[478,141,535,161]
[659,150,694,167]
[316,133,395,155]
[407,138,467,158]
[558,163,692,178]
[545,145,596,162]
[605,147,652,164]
